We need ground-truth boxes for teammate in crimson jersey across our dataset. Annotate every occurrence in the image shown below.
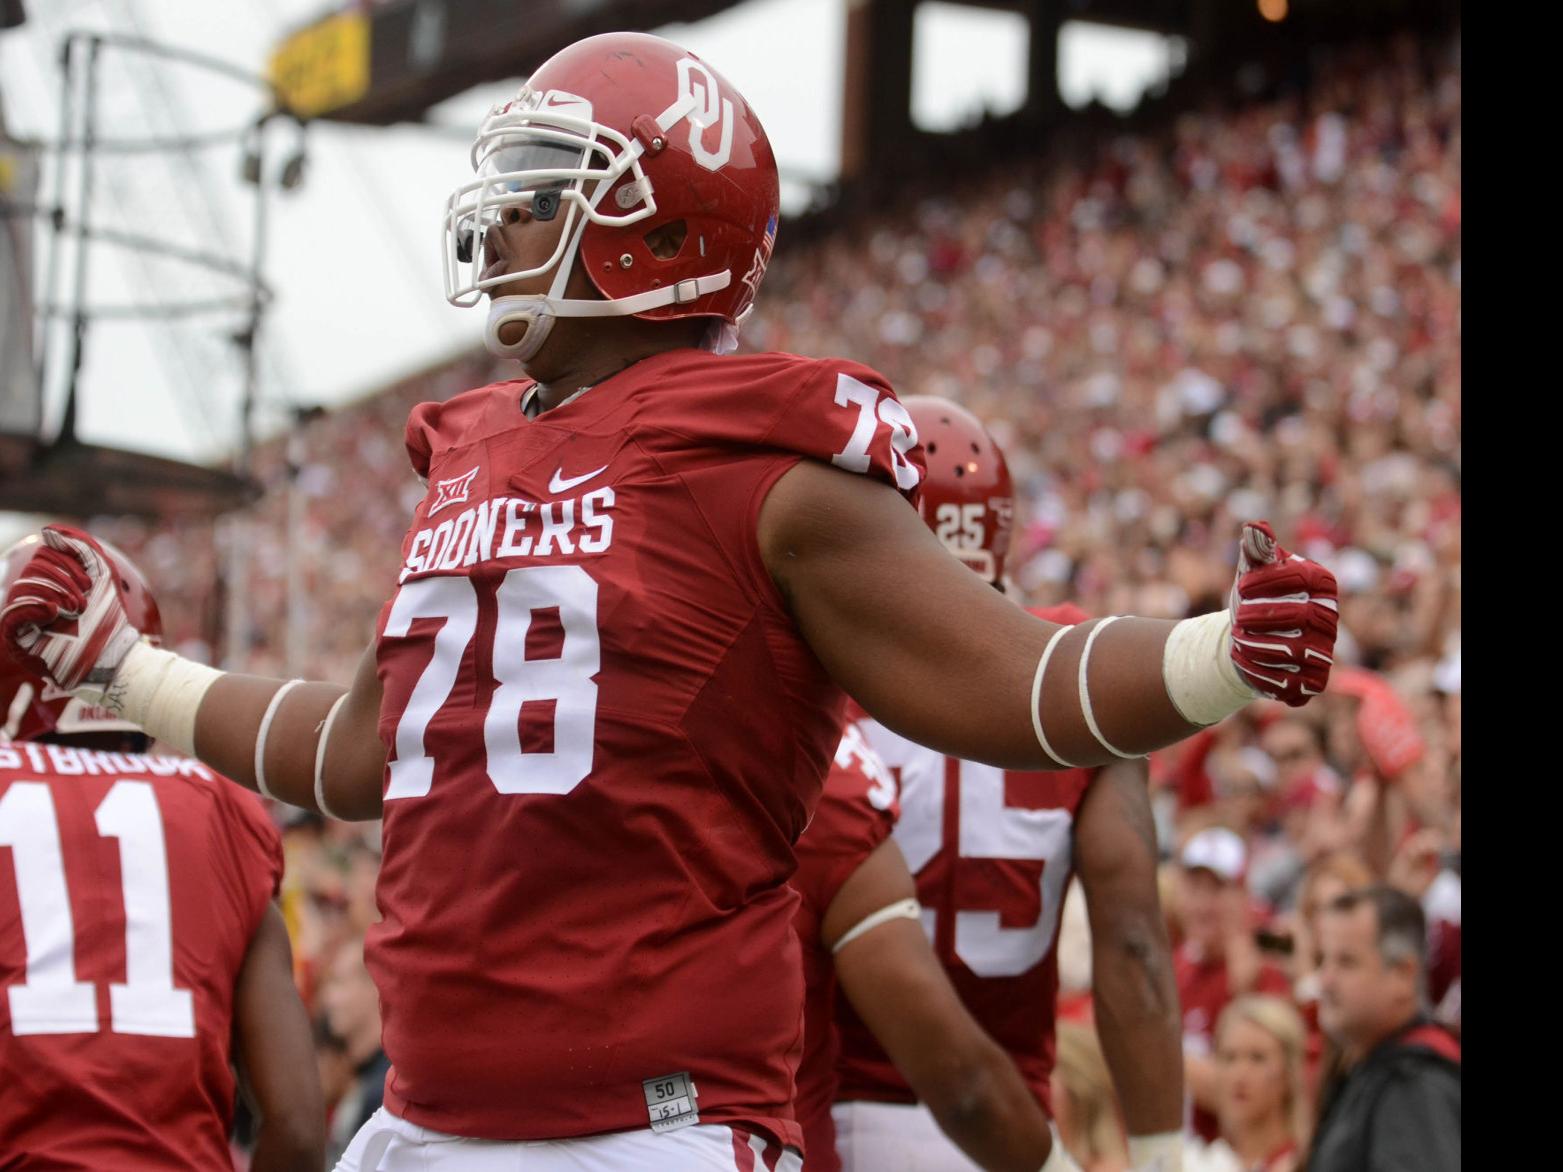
[833,400,1183,1172]
[792,723,1056,1172]
[1,31,1338,1171]
[0,537,323,1171]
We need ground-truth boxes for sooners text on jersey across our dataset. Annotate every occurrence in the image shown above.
[0,743,282,1168]
[372,347,922,1145]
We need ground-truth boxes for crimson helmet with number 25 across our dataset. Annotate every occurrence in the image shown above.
[902,397,1015,587]
[0,534,163,742]
[444,32,781,362]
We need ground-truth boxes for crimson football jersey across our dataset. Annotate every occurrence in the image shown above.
[0,742,282,1169]
[371,347,923,1144]
[791,724,899,1172]
[834,609,1097,1115]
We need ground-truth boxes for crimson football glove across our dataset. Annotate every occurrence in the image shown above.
[1227,521,1338,707]
[0,525,143,696]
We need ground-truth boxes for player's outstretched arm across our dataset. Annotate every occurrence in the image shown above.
[232,903,326,1172]
[1074,759,1184,1172]
[0,525,386,820]
[193,642,387,821]
[827,839,1064,1172]
[759,462,1337,770]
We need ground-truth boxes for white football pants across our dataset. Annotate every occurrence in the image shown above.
[831,1100,1078,1172]
[335,1106,804,1171]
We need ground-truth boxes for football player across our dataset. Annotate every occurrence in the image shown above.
[793,724,1065,1171]
[0,536,323,1169]
[1,31,1336,1171]
[832,399,1182,1172]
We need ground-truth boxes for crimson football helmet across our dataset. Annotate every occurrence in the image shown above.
[443,31,781,363]
[903,397,1015,587]
[0,533,162,742]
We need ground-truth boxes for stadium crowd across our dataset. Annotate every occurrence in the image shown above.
[89,29,1458,1171]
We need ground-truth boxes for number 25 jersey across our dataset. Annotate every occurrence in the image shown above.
[371,347,922,1146]
[835,605,1099,1116]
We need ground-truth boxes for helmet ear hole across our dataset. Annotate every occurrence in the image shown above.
[644,219,688,260]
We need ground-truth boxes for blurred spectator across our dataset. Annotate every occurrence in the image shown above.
[1307,886,1459,1172]
[1176,828,1292,1143]
[318,942,390,1162]
[1198,996,1310,1172]
[1257,718,1350,897]
[1384,822,1460,1031]
[1051,1021,1128,1172]
[315,1016,357,1167]
[1286,852,1375,1097]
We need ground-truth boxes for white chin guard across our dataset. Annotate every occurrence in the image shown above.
[484,295,556,363]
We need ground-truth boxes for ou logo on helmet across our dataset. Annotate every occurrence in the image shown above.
[675,57,734,171]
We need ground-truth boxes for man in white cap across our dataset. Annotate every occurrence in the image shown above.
[1174,827,1292,1144]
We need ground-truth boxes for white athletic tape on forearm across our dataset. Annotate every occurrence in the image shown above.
[254,679,304,800]
[1030,624,1085,768]
[1040,1124,1084,1172]
[1161,611,1257,727]
[1127,1131,1184,1172]
[1077,617,1139,760]
[831,898,922,955]
[313,693,349,821]
[97,641,222,758]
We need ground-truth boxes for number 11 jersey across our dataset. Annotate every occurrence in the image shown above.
[371,347,923,1147]
[0,744,282,1168]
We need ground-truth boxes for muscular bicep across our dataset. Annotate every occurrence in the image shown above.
[821,836,917,950]
[759,460,1056,768]
[759,461,1201,769]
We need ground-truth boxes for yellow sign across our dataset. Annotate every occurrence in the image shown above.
[269,11,370,119]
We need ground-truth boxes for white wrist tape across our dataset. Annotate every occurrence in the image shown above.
[1161,611,1257,726]
[1078,617,1139,759]
[831,897,921,955]
[254,679,304,800]
[1127,1131,1184,1172]
[90,641,222,757]
[1040,1123,1083,1172]
[313,693,349,821]
[1031,624,1084,768]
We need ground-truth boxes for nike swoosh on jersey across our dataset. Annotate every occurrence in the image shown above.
[548,463,610,494]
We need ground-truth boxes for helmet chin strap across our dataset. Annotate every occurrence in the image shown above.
[482,270,734,363]
[483,296,558,363]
